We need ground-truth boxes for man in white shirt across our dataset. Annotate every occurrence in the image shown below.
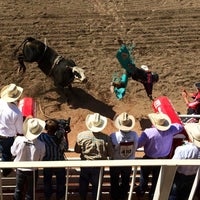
[11,117,46,200]
[0,83,24,176]
[169,123,200,200]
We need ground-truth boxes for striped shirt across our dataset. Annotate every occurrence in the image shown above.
[38,132,65,161]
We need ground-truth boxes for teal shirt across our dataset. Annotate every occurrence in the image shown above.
[116,44,136,74]
[114,73,128,99]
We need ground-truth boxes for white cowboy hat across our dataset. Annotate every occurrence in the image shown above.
[114,112,135,132]
[1,83,23,102]
[148,113,171,131]
[141,65,149,71]
[184,123,200,148]
[85,113,107,132]
[23,118,45,141]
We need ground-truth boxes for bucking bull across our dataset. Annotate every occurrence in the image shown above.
[14,37,87,100]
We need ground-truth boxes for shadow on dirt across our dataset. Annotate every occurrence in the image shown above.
[139,118,152,130]
[66,87,116,120]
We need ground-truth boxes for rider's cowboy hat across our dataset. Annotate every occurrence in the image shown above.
[114,112,135,132]
[184,123,200,148]
[148,113,171,131]
[85,113,107,132]
[23,117,45,141]
[141,65,149,71]
[1,83,23,102]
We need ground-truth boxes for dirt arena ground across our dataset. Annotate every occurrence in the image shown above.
[0,0,200,154]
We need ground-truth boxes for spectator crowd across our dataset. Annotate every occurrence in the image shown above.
[0,83,200,200]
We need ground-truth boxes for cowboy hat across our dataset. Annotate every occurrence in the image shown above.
[141,65,149,71]
[1,83,23,102]
[114,112,135,132]
[184,123,200,148]
[85,113,107,132]
[23,117,45,141]
[148,113,171,131]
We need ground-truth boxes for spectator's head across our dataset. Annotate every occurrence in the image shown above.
[85,113,107,133]
[45,119,59,135]
[148,113,171,131]
[1,83,23,103]
[114,112,135,132]
[184,123,200,147]
[23,117,45,141]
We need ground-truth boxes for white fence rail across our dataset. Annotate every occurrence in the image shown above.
[0,159,199,200]
[178,114,200,118]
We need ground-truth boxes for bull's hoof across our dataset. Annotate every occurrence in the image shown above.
[148,95,154,101]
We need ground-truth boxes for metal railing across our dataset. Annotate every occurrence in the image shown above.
[0,159,199,200]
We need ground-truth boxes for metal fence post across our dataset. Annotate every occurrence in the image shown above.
[96,167,104,200]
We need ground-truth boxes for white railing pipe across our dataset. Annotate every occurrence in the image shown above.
[0,159,199,200]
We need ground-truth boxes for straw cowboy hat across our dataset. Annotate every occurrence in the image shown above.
[184,123,200,148]
[85,113,107,132]
[114,112,135,132]
[23,118,45,141]
[148,113,171,131]
[1,83,23,102]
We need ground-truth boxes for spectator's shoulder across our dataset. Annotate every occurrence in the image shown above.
[36,138,45,145]
[142,127,154,134]
[38,132,46,140]
[14,135,25,143]
[171,123,184,130]
[77,130,91,139]
[110,131,117,136]
[130,130,138,135]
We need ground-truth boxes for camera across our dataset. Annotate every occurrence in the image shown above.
[54,117,71,151]
[57,117,71,134]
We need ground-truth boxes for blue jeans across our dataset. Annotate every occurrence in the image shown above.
[79,167,101,200]
[43,168,66,200]
[14,169,38,200]
[0,137,14,176]
[0,136,14,161]
[110,166,132,200]
[168,172,195,200]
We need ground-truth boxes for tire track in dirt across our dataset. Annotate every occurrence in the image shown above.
[88,0,127,39]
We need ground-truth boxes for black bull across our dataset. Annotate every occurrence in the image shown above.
[14,37,87,98]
